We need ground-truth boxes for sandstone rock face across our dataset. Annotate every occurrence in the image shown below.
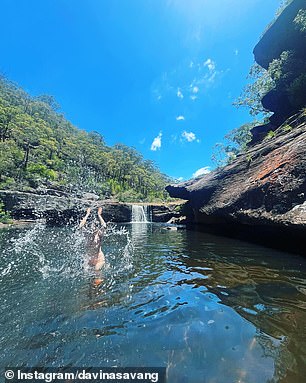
[151,204,182,223]
[253,0,306,70]
[0,190,182,224]
[0,190,130,223]
[166,116,306,230]
[252,0,306,129]
[166,2,306,253]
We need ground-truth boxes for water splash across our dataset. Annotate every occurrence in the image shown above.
[0,222,134,283]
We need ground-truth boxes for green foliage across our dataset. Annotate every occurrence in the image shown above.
[224,123,253,151]
[235,49,306,117]
[0,200,12,224]
[0,76,172,202]
[281,124,292,132]
[294,9,306,33]
[234,63,274,116]
[265,130,276,140]
[235,1,306,118]
[234,51,292,116]
[276,0,293,17]
[246,154,253,166]
[261,1,293,37]
[117,189,142,203]
[211,122,255,167]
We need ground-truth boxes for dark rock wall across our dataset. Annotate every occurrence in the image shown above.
[0,190,182,225]
[253,0,306,69]
[252,0,306,133]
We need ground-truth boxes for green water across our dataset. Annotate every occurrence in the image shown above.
[0,223,306,383]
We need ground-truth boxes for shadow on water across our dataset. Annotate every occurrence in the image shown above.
[0,223,306,382]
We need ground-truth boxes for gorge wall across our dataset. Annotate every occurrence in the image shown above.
[166,0,306,254]
[0,190,182,224]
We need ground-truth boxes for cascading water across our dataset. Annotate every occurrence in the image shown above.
[131,205,151,223]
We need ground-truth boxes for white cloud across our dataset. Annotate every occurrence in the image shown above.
[171,176,184,183]
[177,88,184,99]
[234,49,239,56]
[150,132,162,151]
[152,57,226,105]
[193,86,199,93]
[176,115,185,121]
[204,58,216,72]
[192,166,211,178]
[208,71,217,83]
[182,130,197,142]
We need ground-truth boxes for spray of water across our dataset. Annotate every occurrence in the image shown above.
[0,221,134,285]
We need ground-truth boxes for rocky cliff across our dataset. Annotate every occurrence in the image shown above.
[0,190,182,224]
[252,0,306,133]
[253,0,306,70]
[166,1,306,253]
[166,113,306,253]
[167,113,305,226]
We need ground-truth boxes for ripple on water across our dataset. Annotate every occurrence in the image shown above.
[0,223,306,382]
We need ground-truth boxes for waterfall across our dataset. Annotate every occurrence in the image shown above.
[131,205,151,223]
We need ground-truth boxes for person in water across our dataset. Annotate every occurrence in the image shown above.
[79,207,107,272]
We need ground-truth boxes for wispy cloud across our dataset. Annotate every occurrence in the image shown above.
[177,88,184,99]
[192,86,199,93]
[234,49,239,56]
[151,57,226,104]
[182,130,197,143]
[176,115,185,121]
[192,166,211,178]
[203,58,216,72]
[150,132,162,151]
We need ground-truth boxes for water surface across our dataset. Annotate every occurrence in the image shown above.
[1,223,306,383]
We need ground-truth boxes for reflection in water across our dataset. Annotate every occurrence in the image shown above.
[0,224,306,382]
[131,222,150,243]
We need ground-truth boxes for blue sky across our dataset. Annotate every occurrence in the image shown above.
[1,0,280,180]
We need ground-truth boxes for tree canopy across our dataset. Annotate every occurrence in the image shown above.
[0,76,172,202]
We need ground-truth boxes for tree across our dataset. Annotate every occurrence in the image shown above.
[0,75,172,201]
[233,63,274,117]
[211,122,256,167]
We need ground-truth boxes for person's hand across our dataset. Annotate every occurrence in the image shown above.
[98,207,102,215]
[86,207,91,216]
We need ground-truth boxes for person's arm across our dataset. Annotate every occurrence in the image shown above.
[79,207,91,228]
[97,207,107,229]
